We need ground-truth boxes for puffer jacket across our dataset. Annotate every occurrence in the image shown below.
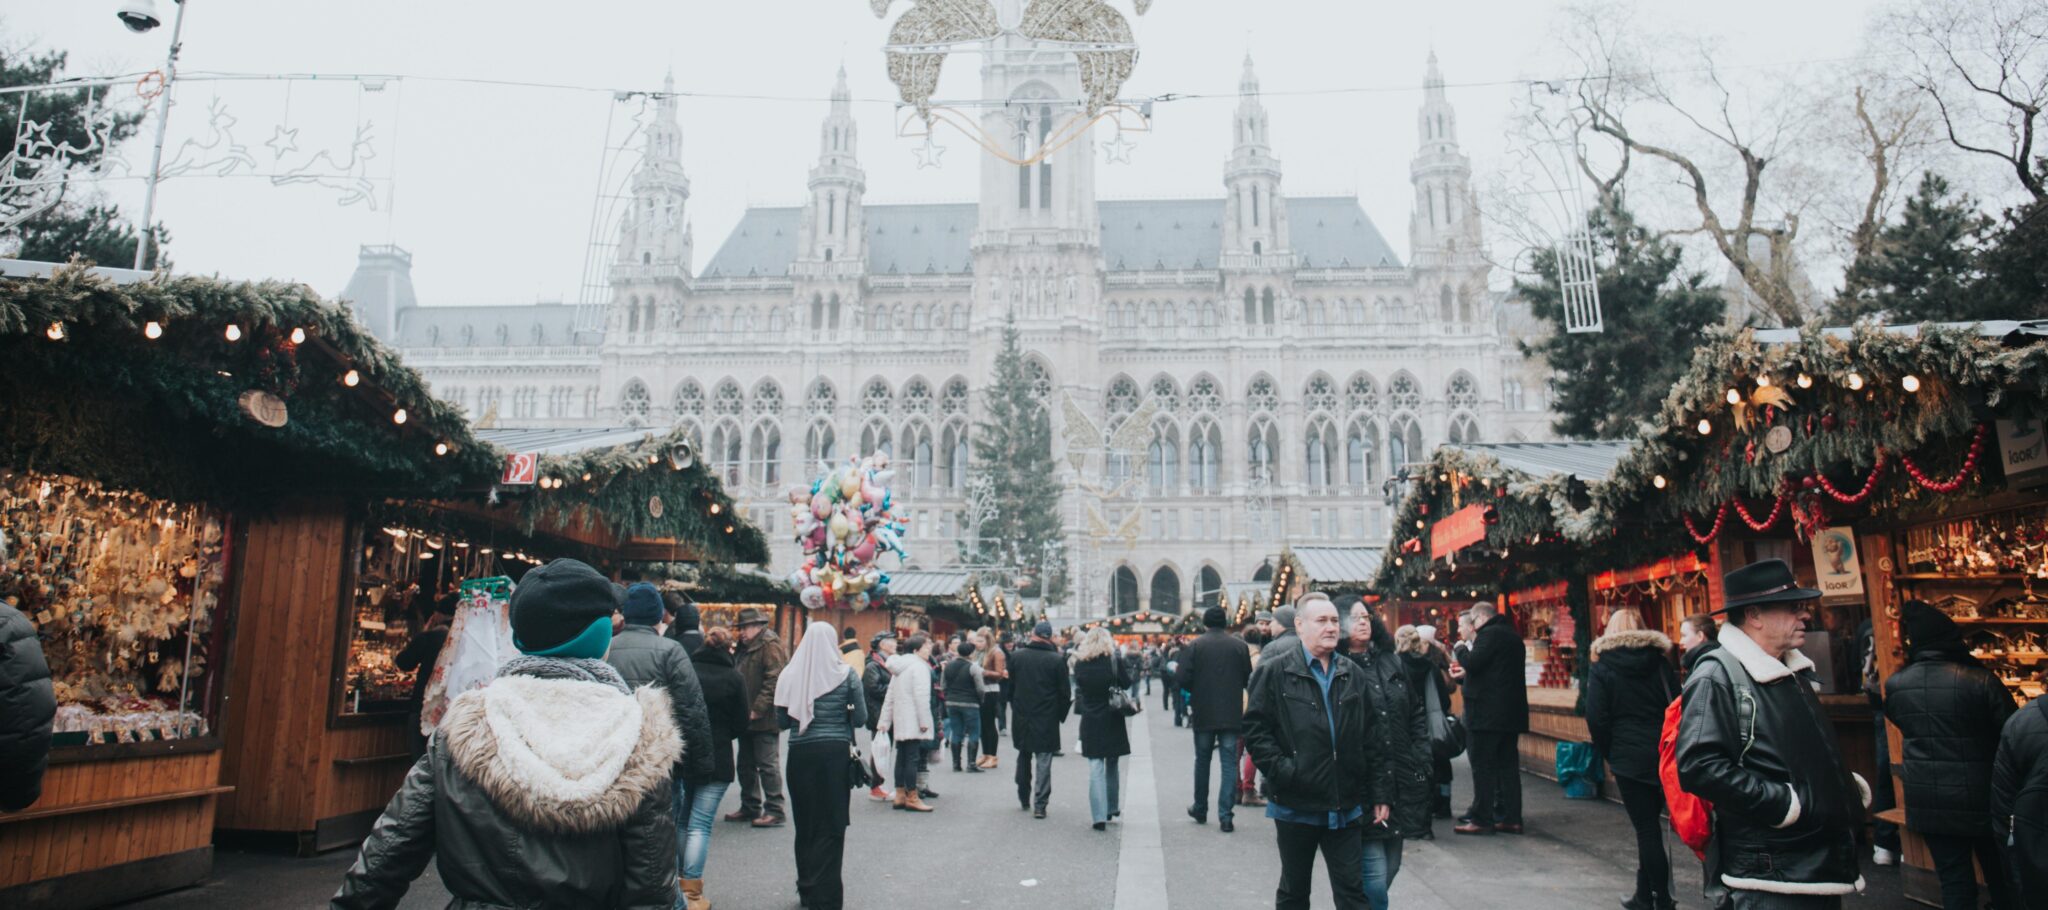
[1992,697,2048,900]
[1586,629,1679,783]
[332,658,680,910]
[604,625,715,783]
[861,652,891,731]
[1243,643,1391,815]
[1884,648,2017,836]
[0,603,56,812]
[689,644,748,784]
[875,654,934,744]
[1345,644,1429,840]
[1677,626,1866,899]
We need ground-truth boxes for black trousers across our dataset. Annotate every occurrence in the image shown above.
[1273,819,1368,910]
[981,692,1002,751]
[787,740,851,910]
[1615,775,1671,902]
[1467,730,1522,826]
[1922,832,2013,910]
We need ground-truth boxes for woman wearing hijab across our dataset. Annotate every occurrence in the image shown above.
[773,622,869,910]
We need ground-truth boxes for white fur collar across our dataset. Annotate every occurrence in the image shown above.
[443,676,680,834]
[1717,624,1816,685]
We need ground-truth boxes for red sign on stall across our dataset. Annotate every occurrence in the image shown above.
[501,452,539,486]
[1430,504,1488,560]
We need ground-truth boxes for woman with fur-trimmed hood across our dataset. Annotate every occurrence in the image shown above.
[333,559,681,910]
[1586,608,1681,910]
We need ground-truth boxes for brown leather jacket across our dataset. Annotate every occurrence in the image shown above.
[736,628,788,733]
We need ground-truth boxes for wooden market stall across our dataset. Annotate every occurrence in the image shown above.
[1266,546,1384,611]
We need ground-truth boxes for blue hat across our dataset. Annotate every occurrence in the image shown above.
[621,582,664,626]
[1033,620,1054,639]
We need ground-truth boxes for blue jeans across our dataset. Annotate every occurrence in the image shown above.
[675,779,729,882]
[1360,836,1403,910]
[1191,730,1239,822]
[1088,756,1121,824]
[944,705,981,749]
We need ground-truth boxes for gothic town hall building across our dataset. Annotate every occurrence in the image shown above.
[341,50,1555,619]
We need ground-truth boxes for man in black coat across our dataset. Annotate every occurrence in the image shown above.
[1884,601,2018,910]
[1178,605,1253,831]
[1992,694,2048,901]
[1008,621,1071,818]
[1243,594,1389,910]
[605,584,716,786]
[0,595,56,812]
[1450,602,1528,835]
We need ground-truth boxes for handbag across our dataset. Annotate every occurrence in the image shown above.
[1106,654,1143,717]
[847,743,872,789]
[1424,670,1467,761]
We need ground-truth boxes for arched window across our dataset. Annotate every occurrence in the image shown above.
[940,378,969,417]
[1448,414,1481,445]
[860,422,893,458]
[752,380,784,417]
[1247,376,1278,412]
[806,423,837,465]
[1447,373,1479,411]
[1147,422,1180,495]
[748,421,782,485]
[1389,416,1423,475]
[861,378,893,415]
[1149,375,1181,413]
[828,294,842,331]
[1188,420,1222,494]
[1247,419,1278,485]
[1304,374,1338,414]
[1112,566,1139,615]
[903,423,934,489]
[810,294,825,332]
[1150,567,1182,615]
[712,379,744,416]
[1305,418,1336,490]
[902,377,934,416]
[1346,420,1379,487]
[1440,286,1455,322]
[1105,375,1140,418]
[1390,374,1422,411]
[941,423,968,490]
[807,380,837,417]
[1197,566,1223,611]
[710,422,743,486]
[1188,376,1221,413]
[626,296,641,335]
[1261,288,1276,327]
[1347,373,1380,413]
[619,381,651,426]
[1243,287,1257,326]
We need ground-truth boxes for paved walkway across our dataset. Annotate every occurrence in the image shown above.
[119,696,1923,909]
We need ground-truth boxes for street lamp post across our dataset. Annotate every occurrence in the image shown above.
[130,0,189,270]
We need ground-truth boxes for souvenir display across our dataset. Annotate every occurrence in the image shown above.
[1895,505,2048,704]
[787,453,909,611]
[339,515,506,716]
[0,471,223,745]
[418,576,517,735]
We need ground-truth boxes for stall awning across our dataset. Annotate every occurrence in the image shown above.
[885,570,972,599]
[1455,441,1633,484]
[1290,547,1384,584]
[475,427,668,456]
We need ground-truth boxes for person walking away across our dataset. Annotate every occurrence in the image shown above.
[1450,602,1529,835]
[0,571,56,813]
[1073,627,1136,831]
[395,607,451,762]
[730,608,789,827]
[1677,559,1870,908]
[1395,625,1453,828]
[1162,640,1183,716]
[774,621,868,910]
[604,584,718,906]
[840,627,864,674]
[1178,605,1253,832]
[1991,691,2048,901]
[876,635,937,812]
[919,634,946,800]
[1586,608,1681,910]
[1856,616,1902,867]
[974,627,1006,769]
[1243,593,1391,910]
[1341,609,1429,910]
[332,558,680,909]
[1884,601,2019,910]
[1240,633,1268,809]
[1010,621,1072,818]
[664,592,705,657]
[681,627,747,910]
[942,639,986,772]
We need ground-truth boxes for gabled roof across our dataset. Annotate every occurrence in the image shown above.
[391,303,584,349]
[474,427,665,456]
[885,570,972,600]
[1454,441,1633,484]
[1287,546,1384,584]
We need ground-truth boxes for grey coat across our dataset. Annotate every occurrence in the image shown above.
[605,625,715,783]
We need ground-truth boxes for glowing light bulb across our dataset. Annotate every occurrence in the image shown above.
[1726,388,1742,405]
[144,321,163,340]
[224,324,242,342]
[44,322,64,341]
[1847,372,1865,391]
[1653,475,1668,489]
[1796,373,1813,389]
[1697,418,1713,436]
[392,408,408,425]
[289,327,306,345]
[434,442,449,456]
[1902,374,1921,393]
[710,502,723,515]
[343,369,361,387]
[1756,375,1771,388]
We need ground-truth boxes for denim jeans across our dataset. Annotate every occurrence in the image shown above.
[1359,837,1403,910]
[1088,756,1122,824]
[1192,730,1240,821]
[675,779,729,881]
[944,705,981,749]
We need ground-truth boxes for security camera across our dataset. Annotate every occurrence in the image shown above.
[116,0,163,33]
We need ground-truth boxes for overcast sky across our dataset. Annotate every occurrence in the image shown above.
[7,0,1891,307]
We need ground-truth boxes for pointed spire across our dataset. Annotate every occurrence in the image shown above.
[663,67,676,96]
[1239,53,1260,96]
[1425,49,1441,88]
[833,64,850,101]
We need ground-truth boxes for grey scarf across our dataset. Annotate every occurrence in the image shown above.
[498,655,631,694]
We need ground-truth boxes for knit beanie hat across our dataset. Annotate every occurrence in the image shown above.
[1273,605,1297,632]
[669,592,701,632]
[1033,620,1055,639]
[621,582,664,626]
[1900,600,1962,654]
[511,558,622,658]
[1203,605,1228,628]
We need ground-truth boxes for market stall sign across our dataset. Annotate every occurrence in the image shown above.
[1996,417,2046,488]
[238,390,289,428]
[1507,580,1569,606]
[1809,526,1865,604]
[1591,553,1707,592]
[1126,621,1165,634]
[1430,504,1488,560]
[501,452,538,486]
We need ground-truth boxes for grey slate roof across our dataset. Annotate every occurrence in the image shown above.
[884,570,972,600]
[390,303,584,348]
[474,427,664,456]
[1287,546,1384,584]
[700,196,1402,278]
[1455,441,1633,484]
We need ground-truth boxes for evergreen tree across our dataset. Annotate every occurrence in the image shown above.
[1518,198,1727,440]
[971,319,1066,605]
[1973,197,2048,321]
[1833,173,1993,323]
[0,43,166,267]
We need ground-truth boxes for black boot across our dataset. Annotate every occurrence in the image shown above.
[951,744,963,772]
[967,744,983,773]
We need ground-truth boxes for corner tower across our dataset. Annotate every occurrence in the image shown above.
[1409,52,1485,325]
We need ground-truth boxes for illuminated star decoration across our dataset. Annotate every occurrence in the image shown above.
[1101,132,1137,165]
[913,137,947,170]
[264,126,300,160]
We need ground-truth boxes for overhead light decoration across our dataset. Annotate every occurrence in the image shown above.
[1755,375,1771,388]
[144,320,164,340]
[289,327,307,345]
[392,408,408,425]
[1653,474,1668,489]
[1846,371,1865,391]
[1697,418,1712,436]
[45,322,64,341]
[1725,388,1741,405]
[343,369,361,387]
[710,502,723,515]
[1901,374,1921,393]
[224,324,242,342]
[1796,373,1813,389]
[434,442,450,456]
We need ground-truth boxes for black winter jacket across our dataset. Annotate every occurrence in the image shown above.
[861,653,891,731]
[1586,629,1679,783]
[1459,615,1529,733]
[1992,697,2048,901]
[1243,643,1391,815]
[941,656,982,708]
[1073,653,1135,759]
[1884,649,2017,836]
[1176,628,1253,733]
[1345,645,1430,839]
[1008,640,1071,754]
[1677,629,1865,899]
[605,625,715,783]
[0,603,55,812]
[333,662,680,909]
[688,644,748,784]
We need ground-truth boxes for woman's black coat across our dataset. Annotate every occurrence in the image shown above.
[1884,648,2017,836]
[1585,629,1679,784]
[1345,645,1430,839]
[0,603,55,812]
[1073,653,1135,759]
[688,644,750,784]
[1992,697,2048,900]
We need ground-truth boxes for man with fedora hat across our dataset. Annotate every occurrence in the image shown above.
[729,608,790,827]
[1677,558,1870,908]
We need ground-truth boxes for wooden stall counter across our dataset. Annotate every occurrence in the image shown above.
[1519,685,1589,781]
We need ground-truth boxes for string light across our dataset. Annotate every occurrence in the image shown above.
[144,321,164,340]
[1414,519,1425,529]
[1796,373,1813,389]
[289,327,307,345]
[224,324,242,342]
[392,408,408,425]
[434,442,449,456]
[343,369,361,387]
[710,502,723,515]
[1901,374,1921,393]
[44,322,64,341]
[1653,474,1667,489]
[1697,418,1712,436]
[1846,371,1864,391]
[1755,375,1771,388]
[1725,388,1741,404]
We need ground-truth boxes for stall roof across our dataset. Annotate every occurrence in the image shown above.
[1456,441,1633,484]
[1750,319,2048,344]
[1289,546,1384,583]
[475,427,664,456]
[885,570,972,599]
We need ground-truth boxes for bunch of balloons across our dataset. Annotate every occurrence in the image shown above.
[786,453,909,610]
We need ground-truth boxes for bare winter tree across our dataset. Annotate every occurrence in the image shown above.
[1885,0,2048,203]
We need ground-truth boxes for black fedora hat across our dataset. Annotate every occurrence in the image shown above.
[1716,558,1821,614]
[735,607,772,627]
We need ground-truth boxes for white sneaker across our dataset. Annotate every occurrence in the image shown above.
[1872,846,1899,867]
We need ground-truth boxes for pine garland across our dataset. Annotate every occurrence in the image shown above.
[518,427,769,564]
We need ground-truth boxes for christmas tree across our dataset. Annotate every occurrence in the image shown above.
[971,319,1067,606]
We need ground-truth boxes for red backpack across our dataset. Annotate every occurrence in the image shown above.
[1658,650,1756,860]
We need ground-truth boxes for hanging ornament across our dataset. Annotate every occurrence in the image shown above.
[1764,425,1793,454]
[1684,503,1730,545]
[1731,495,1787,532]
[1900,424,1987,494]
[1815,449,1886,505]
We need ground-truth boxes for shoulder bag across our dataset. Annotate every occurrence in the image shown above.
[1106,654,1143,717]
[1423,669,1467,761]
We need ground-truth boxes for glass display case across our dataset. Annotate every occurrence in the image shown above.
[1895,505,2048,704]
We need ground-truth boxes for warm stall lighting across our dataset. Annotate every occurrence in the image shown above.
[224,324,242,342]
[343,369,361,387]
[144,320,163,339]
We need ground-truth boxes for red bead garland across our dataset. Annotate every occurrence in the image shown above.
[1898,424,1987,494]
[1684,503,1729,545]
[1814,449,1887,505]
[1731,494,1787,532]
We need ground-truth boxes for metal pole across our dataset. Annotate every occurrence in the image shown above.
[133,0,188,270]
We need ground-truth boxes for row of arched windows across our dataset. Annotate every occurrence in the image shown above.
[1108,564,1226,616]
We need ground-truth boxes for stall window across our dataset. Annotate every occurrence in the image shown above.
[338,511,505,717]
[1,473,226,746]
